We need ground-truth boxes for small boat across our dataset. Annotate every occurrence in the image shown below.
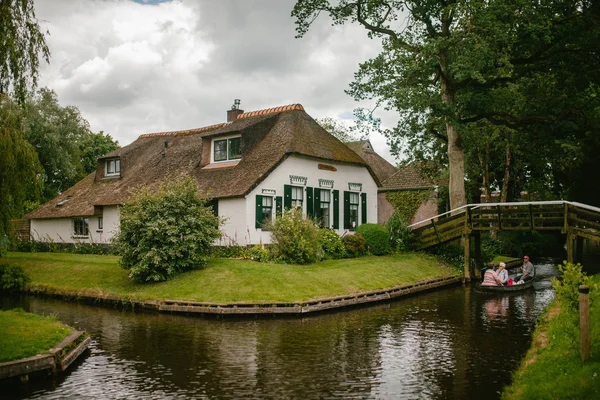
[475,279,534,293]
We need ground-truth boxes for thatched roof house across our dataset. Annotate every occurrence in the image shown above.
[26,102,380,245]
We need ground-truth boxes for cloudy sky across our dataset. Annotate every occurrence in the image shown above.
[34,0,400,162]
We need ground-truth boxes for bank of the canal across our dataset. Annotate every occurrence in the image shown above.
[1,252,461,315]
[502,274,600,400]
[0,309,90,382]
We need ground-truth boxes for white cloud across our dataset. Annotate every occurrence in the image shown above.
[34,0,400,163]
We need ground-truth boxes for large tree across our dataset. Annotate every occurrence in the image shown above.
[23,88,119,202]
[0,94,42,247]
[0,0,50,104]
[293,0,599,209]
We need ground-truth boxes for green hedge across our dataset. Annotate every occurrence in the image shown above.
[356,224,390,255]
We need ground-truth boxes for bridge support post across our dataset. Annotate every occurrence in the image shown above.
[463,234,471,282]
[566,232,575,264]
[474,232,481,279]
[576,236,584,265]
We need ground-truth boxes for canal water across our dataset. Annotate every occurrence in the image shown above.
[2,260,559,400]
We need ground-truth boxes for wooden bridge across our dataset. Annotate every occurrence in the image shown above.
[409,201,600,281]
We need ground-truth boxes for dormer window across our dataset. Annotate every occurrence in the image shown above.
[106,158,121,177]
[213,136,241,162]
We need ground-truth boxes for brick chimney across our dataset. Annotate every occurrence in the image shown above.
[227,99,244,122]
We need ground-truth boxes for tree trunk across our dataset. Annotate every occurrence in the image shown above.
[441,75,466,213]
[501,144,511,203]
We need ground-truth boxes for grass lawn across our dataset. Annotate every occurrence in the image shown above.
[1,252,458,303]
[502,275,600,399]
[0,309,74,363]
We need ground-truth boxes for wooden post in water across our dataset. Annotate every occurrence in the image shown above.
[579,285,590,362]
[474,232,481,279]
[463,234,471,282]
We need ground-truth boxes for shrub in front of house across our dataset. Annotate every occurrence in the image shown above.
[356,223,390,255]
[0,263,30,293]
[114,177,221,282]
[387,210,413,252]
[244,245,273,262]
[341,233,367,257]
[317,228,346,259]
[266,208,321,264]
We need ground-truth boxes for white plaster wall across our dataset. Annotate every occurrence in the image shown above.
[97,205,121,243]
[246,154,378,244]
[31,205,121,244]
[217,197,248,246]
[31,218,73,243]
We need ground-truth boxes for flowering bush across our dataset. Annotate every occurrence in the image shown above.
[317,228,346,259]
[114,178,221,282]
[244,245,272,262]
[266,208,321,264]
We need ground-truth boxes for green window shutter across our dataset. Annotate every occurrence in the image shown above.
[313,189,321,220]
[361,193,367,224]
[284,184,292,210]
[255,195,263,229]
[343,191,350,229]
[275,196,282,216]
[306,187,313,217]
[333,190,339,229]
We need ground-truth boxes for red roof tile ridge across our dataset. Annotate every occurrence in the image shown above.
[237,104,304,119]
[138,122,226,139]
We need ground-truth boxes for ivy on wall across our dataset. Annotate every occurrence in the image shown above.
[385,190,433,223]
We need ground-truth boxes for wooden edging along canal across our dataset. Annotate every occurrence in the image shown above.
[157,275,462,315]
[0,331,91,381]
[25,274,462,317]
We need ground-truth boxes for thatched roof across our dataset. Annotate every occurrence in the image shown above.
[27,105,375,219]
[346,140,397,183]
[379,161,440,191]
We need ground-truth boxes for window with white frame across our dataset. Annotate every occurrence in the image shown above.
[73,217,89,237]
[98,216,103,231]
[319,189,330,227]
[262,196,273,224]
[213,136,241,162]
[106,158,120,177]
[349,192,359,230]
[291,186,303,208]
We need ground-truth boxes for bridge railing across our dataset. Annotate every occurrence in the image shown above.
[410,200,600,250]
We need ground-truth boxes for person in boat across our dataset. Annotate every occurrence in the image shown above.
[481,264,503,286]
[516,255,535,283]
[497,262,509,285]
[481,262,495,280]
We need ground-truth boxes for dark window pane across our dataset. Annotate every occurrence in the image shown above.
[214,140,227,161]
[228,137,241,159]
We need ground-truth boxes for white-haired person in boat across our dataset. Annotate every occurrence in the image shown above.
[481,263,503,286]
[497,262,509,285]
[516,255,535,283]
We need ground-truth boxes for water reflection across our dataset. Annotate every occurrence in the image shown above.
[1,261,559,400]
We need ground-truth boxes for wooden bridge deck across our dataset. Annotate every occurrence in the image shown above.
[410,201,600,280]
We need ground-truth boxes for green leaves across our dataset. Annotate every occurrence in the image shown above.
[0,94,42,246]
[0,0,50,104]
[114,177,221,283]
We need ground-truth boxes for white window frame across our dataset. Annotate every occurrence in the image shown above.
[211,135,242,163]
[319,189,331,228]
[105,158,120,177]
[73,217,89,237]
[349,192,359,230]
[291,186,304,209]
